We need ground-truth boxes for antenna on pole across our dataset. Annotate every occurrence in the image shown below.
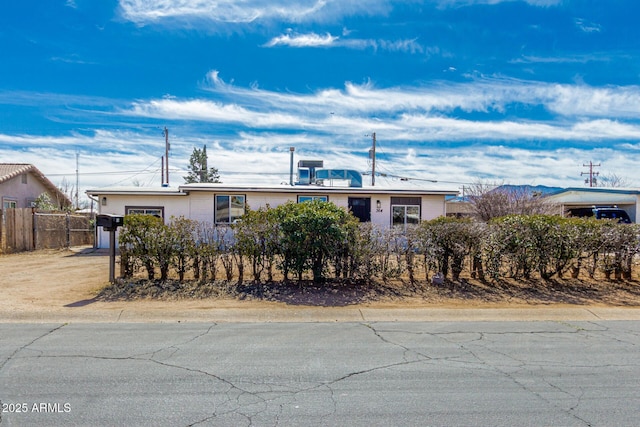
[163,127,170,186]
[75,152,79,209]
[368,132,376,186]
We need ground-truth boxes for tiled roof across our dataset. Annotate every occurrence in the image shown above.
[0,163,71,205]
[0,163,34,183]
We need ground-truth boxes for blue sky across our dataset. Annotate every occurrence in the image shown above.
[2,0,640,199]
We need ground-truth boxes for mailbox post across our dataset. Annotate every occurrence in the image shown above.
[97,214,124,283]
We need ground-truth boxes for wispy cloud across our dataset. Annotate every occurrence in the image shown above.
[434,0,561,7]
[510,53,614,64]
[264,32,338,47]
[575,18,602,33]
[204,71,640,120]
[264,31,426,53]
[119,71,640,145]
[118,0,391,25]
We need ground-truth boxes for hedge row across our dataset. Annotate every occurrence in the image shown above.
[118,202,640,284]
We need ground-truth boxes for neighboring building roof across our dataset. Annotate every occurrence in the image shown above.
[0,163,71,206]
[547,187,640,196]
[544,187,640,207]
[0,163,34,183]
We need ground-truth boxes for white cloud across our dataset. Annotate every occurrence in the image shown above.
[127,98,307,128]
[264,32,427,54]
[575,18,602,33]
[264,32,338,47]
[434,0,561,7]
[10,73,640,194]
[121,73,640,144]
[118,0,391,25]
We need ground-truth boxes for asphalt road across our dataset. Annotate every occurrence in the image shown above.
[1,321,638,426]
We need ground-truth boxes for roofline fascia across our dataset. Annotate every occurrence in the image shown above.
[548,187,640,196]
[85,189,187,197]
[179,185,458,196]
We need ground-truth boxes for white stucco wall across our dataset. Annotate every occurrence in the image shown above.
[91,187,452,248]
[95,193,188,248]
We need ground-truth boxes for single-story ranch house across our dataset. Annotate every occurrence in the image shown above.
[87,166,458,249]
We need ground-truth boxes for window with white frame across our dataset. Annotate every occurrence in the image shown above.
[391,197,421,228]
[3,198,17,209]
[215,195,246,223]
[297,195,328,203]
[125,206,164,219]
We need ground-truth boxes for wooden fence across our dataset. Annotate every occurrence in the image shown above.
[0,208,95,254]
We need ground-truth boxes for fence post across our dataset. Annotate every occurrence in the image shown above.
[0,209,4,253]
[66,212,71,249]
[32,207,37,250]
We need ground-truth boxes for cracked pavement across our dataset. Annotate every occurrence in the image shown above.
[0,321,639,426]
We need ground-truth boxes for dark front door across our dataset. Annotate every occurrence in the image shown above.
[348,197,371,222]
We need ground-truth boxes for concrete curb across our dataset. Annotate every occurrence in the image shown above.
[2,305,640,323]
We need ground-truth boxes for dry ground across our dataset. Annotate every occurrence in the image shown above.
[1,247,640,319]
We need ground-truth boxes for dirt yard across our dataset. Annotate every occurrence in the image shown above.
[1,247,640,323]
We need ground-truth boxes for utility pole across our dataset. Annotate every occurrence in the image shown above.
[581,161,600,187]
[369,132,376,186]
[161,156,165,185]
[163,127,170,186]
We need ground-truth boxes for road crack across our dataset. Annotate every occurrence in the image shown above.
[0,323,66,372]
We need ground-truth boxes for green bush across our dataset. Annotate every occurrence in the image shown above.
[274,200,359,282]
[119,214,165,280]
[118,207,640,285]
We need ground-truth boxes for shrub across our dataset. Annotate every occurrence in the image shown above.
[119,214,165,280]
[274,200,359,282]
[418,217,481,281]
[233,207,280,282]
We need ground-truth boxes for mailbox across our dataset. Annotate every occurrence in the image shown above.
[97,214,124,283]
[97,214,124,231]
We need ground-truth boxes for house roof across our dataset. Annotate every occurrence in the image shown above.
[86,186,187,196]
[179,182,458,196]
[87,182,459,196]
[0,163,72,206]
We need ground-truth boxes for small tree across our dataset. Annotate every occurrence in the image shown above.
[466,182,556,222]
[170,216,198,282]
[598,173,632,188]
[119,214,165,280]
[418,217,480,281]
[184,145,221,184]
[34,193,57,211]
[233,207,280,283]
